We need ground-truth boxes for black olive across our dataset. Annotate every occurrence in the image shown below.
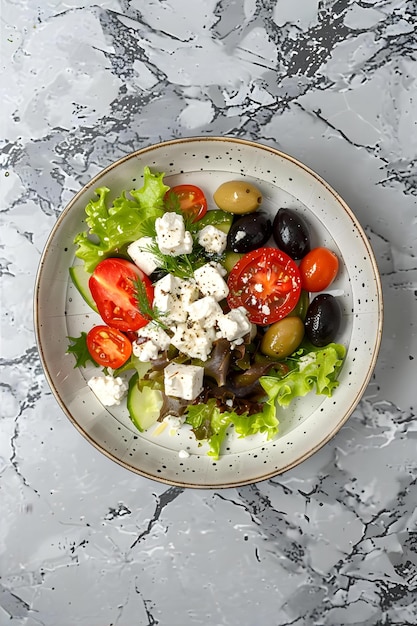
[272,208,311,259]
[149,268,168,282]
[304,294,341,347]
[227,213,272,253]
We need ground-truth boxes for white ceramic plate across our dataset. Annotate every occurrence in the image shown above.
[34,137,383,488]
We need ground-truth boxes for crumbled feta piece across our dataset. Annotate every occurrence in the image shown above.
[153,274,199,323]
[164,362,204,401]
[171,321,216,361]
[171,230,193,255]
[137,321,171,351]
[155,212,193,256]
[178,449,190,459]
[186,295,223,328]
[261,304,271,316]
[133,320,172,362]
[87,375,128,406]
[197,225,227,254]
[209,261,227,277]
[127,236,160,275]
[230,337,244,348]
[132,338,159,362]
[254,283,263,293]
[178,280,200,310]
[234,230,246,243]
[193,263,229,302]
[163,414,185,431]
[216,306,252,342]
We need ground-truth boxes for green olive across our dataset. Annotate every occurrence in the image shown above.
[213,181,262,214]
[261,316,305,359]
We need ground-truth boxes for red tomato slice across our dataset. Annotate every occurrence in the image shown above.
[89,258,153,332]
[299,247,339,292]
[87,325,132,368]
[165,184,208,222]
[227,247,302,325]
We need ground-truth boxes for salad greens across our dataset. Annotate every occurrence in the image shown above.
[70,165,347,460]
[260,342,346,407]
[67,332,99,369]
[130,342,345,460]
[74,166,168,273]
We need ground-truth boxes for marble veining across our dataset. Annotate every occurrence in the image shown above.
[1,0,416,624]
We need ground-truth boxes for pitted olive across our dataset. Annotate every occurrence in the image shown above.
[273,208,311,259]
[304,294,341,347]
[261,316,305,359]
[213,181,262,214]
[227,213,272,253]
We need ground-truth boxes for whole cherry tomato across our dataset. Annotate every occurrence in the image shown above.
[299,247,339,292]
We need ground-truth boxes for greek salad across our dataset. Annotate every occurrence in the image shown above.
[67,166,346,460]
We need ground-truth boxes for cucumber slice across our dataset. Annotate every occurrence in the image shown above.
[69,265,98,312]
[215,219,233,235]
[222,251,244,273]
[197,210,234,234]
[127,373,163,432]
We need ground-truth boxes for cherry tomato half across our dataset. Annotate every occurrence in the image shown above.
[299,247,339,292]
[89,258,153,332]
[164,184,208,222]
[227,247,302,325]
[87,325,132,368]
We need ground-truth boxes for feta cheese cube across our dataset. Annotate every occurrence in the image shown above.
[178,280,200,310]
[137,321,171,351]
[132,338,159,362]
[153,275,199,323]
[87,375,128,406]
[198,225,227,254]
[152,273,177,312]
[216,306,252,342]
[171,321,216,361]
[127,236,160,275]
[155,212,193,256]
[164,362,204,401]
[193,263,229,302]
[186,296,223,329]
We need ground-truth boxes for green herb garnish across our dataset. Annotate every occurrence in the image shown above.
[145,240,207,280]
[133,277,169,330]
[67,332,100,369]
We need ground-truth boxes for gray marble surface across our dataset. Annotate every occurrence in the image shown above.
[1,1,416,624]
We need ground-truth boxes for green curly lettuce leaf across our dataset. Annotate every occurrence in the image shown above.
[184,397,279,461]
[184,343,345,460]
[260,343,346,408]
[74,166,169,272]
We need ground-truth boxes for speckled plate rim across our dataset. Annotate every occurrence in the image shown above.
[34,136,383,488]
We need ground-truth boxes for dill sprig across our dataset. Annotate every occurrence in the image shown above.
[145,240,207,280]
[133,276,169,330]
